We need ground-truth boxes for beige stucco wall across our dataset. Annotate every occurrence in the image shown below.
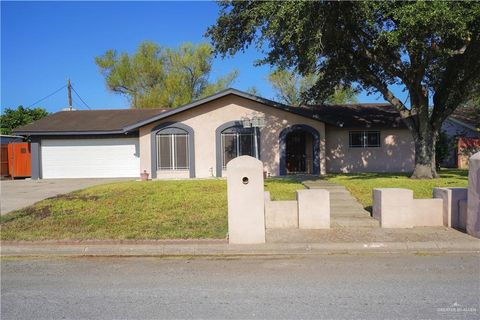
[139,94,326,178]
[325,125,415,173]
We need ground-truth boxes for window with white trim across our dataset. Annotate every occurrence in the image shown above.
[156,128,189,170]
[221,127,255,168]
[349,131,381,148]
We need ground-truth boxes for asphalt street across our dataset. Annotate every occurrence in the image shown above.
[1,253,479,319]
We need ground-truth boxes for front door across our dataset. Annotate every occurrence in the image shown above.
[285,131,307,174]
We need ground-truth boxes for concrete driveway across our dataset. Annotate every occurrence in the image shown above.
[0,178,130,215]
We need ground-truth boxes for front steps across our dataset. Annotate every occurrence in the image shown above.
[302,179,379,228]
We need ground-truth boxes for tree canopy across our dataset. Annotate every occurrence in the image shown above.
[95,41,238,108]
[268,69,357,106]
[0,106,49,135]
[207,1,480,178]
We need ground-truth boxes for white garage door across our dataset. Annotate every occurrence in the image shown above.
[41,138,140,179]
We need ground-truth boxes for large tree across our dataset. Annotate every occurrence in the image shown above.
[207,1,480,178]
[268,68,357,106]
[96,41,238,108]
[0,106,48,135]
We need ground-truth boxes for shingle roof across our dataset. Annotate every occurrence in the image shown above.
[12,88,406,135]
[13,109,167,135]
[449,106,480,130]
[299,103,405,128]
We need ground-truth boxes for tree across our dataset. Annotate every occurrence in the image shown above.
[0,106,49,135]
[246,86,260,96]
[268,69,357,106]
[207,1,480,178]
[95,41,238,108]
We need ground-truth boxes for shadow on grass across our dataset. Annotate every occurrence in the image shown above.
[265,177,303,184]
[326,172,411,181]
[325,169,468,181]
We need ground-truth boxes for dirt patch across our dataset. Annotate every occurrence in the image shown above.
[1,206,53,223]
[48,194,100,201]
[22,206,52,220]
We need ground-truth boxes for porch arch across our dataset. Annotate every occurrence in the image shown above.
[279,124,320,175]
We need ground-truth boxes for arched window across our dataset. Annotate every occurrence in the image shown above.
[156,127,189,170]
[221,126,255,168]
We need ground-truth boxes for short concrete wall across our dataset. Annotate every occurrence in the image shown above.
[372,188,444,228]
[264,192,298,229]
[264,190,330,230]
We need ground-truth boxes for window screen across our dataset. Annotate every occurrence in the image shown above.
[156,130,189,170]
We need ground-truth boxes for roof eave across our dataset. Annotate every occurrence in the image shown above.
[12,129,129,136]
[122,88,333,131]
[447,117,480,132]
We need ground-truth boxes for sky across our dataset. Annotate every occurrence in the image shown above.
[1,1,392,113]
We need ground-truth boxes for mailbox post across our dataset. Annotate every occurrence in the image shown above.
[226,156,266,244]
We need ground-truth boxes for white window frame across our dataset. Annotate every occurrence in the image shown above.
[349,131,381,148]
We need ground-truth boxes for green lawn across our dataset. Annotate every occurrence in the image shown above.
[0,178,303,241]
[325,169,468,211]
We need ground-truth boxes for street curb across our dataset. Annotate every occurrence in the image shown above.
[1,241,479,257]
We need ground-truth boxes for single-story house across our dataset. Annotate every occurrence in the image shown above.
[13,88,415,179]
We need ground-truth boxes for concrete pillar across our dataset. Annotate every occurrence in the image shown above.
[226,155,265,244]
[30,142,41,180]
[467,152,480,238]
[297,189,330,229]
[373,188,413,228]
[433,187,468,228]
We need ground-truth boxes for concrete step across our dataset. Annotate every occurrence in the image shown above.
[306,186,347,190]
[330,206,369,212]
[304,184,346,189]
[302,179,379,228]
[331,217,379,228]
[331,203,365,208]
[331,211,371,217]
[331,211,370,216]
[329,194,356,199]
[331,206,366,212]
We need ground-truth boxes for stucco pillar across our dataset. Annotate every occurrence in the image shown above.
[227,156,266,244]
[372,188,413,228]
[297,189,330,229]
[466,152,480,238]
[433,187,468,228]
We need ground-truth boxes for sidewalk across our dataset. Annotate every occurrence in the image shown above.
[2,228,479,257]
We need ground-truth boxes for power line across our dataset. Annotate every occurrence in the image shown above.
[28,85,67,108]
[70,85,91,109]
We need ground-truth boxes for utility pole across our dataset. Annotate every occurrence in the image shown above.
[67,79,73,111]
